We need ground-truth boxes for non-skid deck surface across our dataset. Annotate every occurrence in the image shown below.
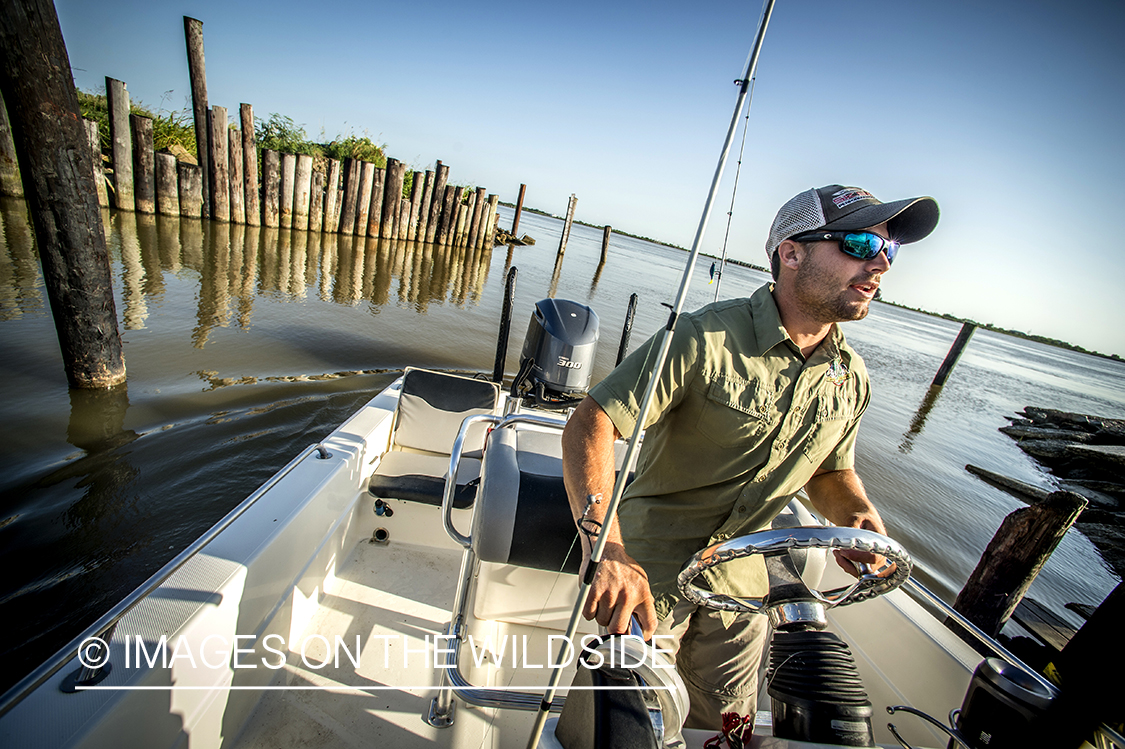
[235,539,542,748]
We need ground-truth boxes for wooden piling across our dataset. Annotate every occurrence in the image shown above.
[184,16,210,218]
[417,169,435,241]
[933,322,976,387]
[228,128,245,224]
[366,166,384,238]
[952,490,1087,637]
[408,171,424,240]
[339,159,359,235]
[468,186,487,249]
[279,152,295,229]
[382,158,406,239]
[455,197,469,246]
[309,170,324,232]
[485,194,500,246]
[324,158,341,233]
[262,149,280,228]
[0,0,125,387]
[426,162,449,244]
[355,161,375,236]
[177,162,202,217]
[0,90,23,197]
[240,103,259,226]
[436,184,455,245]
[293,153,313,231]
[154,152,179,216]
[511,183,526,235]
[601,225,612,264]
[105,77,134,211]
[84,118,108,207]
[208,105,230,222]
[129,115,155,213]
[558,193,577,256]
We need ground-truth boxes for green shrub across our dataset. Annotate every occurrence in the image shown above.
[255,113,322,157]
[323,130,386,166]
[76,88,196,158]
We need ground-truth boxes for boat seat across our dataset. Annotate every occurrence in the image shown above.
[368,368,500,509]
[471,425,632,574]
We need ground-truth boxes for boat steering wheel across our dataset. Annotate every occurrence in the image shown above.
[677,526,913,616]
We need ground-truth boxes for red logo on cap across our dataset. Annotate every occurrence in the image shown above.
[832,189,875,210]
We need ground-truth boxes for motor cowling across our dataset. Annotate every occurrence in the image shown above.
[518,298,599,403]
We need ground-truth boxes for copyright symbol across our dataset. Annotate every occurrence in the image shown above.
[78,637,109,669]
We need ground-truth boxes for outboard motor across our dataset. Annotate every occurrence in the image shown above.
[513,298,599,408]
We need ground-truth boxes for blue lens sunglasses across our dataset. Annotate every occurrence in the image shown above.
[791,231,901,264]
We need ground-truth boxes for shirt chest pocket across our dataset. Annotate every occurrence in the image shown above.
[696,377,772,448]
[801,389,857,462]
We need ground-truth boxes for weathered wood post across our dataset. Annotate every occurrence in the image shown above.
[261,149,280,227]
[154,152,179,216]
[437,184,456,245]
[338,158,359,235]
[293,153,313,231]
[208,105,230,222]
[309,170,324,233]
[468,186,487,249]
[0,0,126,387]
[83,118,108,207]
[399,197,410,240]
[279,152,296,228]
[601,225,612,264]
[417,168,435,242]
[177,162,202,217]
[558,193,577,257]
[380,157,398,238]
[355,161,375,236]
[511,182,526,235]
[933,322,976,387]
[952,490,1087,637]
[485,193,500,246]
[324,158,340,233]
[105,77,134,211]
[452,187,467,246]
[0,89,23,196]
[426,162,449,243]
[240,103,259,226]
[366,166,384,238]
[456,189,472,246]
[228,128,245,223]
[408,170,424,241]
[129,114,155,213]
[183,17,210,218]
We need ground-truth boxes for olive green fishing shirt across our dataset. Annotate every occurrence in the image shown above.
[589,283,870,620]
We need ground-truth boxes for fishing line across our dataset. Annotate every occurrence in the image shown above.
[712,74,758,302]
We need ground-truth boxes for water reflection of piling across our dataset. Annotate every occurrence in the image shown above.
[193,219,232,347]
[0,198,43,319]
[117,212,149,330]
[898,384,945,454]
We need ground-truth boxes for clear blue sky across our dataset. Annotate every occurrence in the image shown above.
[55,0,1125,357]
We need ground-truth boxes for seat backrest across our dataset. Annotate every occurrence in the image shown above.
[393,367,500,454]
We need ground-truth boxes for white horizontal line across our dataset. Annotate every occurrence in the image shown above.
[78,685,673,692]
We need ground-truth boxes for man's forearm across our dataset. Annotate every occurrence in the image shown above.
[806,468,887,533]
[561,396,624,546]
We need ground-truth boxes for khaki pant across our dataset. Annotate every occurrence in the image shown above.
[653,597,770,732]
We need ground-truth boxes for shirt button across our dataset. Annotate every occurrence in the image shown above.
[738,506,746,513]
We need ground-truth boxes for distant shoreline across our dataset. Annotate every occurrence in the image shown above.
[504,202,1124,364]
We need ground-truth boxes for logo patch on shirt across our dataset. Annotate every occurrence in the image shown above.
[826,358,849,386]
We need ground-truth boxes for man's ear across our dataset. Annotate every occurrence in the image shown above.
[776,239,804,272]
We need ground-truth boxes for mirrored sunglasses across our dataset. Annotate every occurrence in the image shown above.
[792,231,901,264]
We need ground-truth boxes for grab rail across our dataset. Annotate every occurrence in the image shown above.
[0,442,336,719]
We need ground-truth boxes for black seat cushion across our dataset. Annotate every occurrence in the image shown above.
[369,452,480,509]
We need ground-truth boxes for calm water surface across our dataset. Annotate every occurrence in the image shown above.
[1,197,1122,693]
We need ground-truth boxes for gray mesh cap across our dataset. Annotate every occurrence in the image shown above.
[765,185,940,261]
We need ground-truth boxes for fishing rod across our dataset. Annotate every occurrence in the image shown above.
[525,1,778,746]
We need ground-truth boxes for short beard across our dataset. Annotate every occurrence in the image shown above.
[793,245,873,323]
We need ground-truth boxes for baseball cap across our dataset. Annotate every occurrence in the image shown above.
[765,185,940,261]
